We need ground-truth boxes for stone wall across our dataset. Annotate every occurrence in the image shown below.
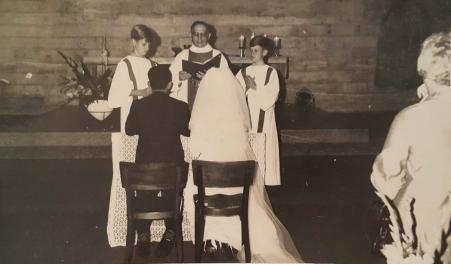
[0,0,436,113]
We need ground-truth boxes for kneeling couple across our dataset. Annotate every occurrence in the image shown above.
[126,66,303,262]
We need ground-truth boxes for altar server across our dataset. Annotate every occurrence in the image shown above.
[236,35,281,186]
[106,24,163,255]
[108,24,156,130]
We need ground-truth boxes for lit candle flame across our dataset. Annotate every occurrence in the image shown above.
[274,36,281,48]
[239,34,246,48]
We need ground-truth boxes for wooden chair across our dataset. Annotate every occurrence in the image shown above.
[119,162,184,263]
[191,160,256,263]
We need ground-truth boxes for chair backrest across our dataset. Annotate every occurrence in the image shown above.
[191,160,255,188]
[120,162,181,191]
[119,161,184,220]
[191,160,256,217]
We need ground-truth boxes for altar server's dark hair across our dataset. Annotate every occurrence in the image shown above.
[250,35,274,55]
[131,24,152,41]
[148,66,172,90]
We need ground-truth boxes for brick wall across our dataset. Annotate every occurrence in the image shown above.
[0,0,435,113]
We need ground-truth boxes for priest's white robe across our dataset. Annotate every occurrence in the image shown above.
[169,44,228,105]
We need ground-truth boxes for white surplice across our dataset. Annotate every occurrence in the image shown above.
[371,91,451,256]
[189,67,302,262]
[236,65,281,186]
[107,55,154,131]
[169,44,228,104]
[106,55,154,247]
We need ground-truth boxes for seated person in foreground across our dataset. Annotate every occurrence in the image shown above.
[125,66,190,257]
[371,31,451,263]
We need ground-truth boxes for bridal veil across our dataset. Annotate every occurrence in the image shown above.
[189,67,303,262]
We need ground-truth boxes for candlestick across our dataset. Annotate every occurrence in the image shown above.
[101,35,110,71]
[274,36,281,48]
[273,36,281,56]
[239,35,246,57]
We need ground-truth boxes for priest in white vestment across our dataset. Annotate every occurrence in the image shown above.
[169,20,228,109]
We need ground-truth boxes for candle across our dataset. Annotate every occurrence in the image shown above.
[101,35,109,57]
[251,32,255,39]
[239,35,246,49]
[274,36,281,48]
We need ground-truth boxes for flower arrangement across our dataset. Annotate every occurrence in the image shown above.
[58,50,112,106]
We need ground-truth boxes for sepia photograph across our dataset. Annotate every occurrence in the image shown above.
[0,0,450,263]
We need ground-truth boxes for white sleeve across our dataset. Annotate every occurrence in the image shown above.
[247,69,279,111]
[107,61,133,108]
[219,53,229,69]
[169,53,182,82]
[370,112,411,199]
[235,71,246,92]
[169,52,185,99]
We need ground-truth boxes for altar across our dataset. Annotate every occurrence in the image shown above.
[82,55,289,80]
[107,133,266,247]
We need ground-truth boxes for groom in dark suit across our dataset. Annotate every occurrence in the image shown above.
[125,66,190,257]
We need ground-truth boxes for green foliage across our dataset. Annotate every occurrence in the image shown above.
[58,50,112,106]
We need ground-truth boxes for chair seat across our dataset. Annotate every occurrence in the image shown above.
[132,211,175,220]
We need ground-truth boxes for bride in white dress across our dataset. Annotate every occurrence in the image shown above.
[187,67,303,262]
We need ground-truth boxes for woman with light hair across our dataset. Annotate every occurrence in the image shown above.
[416,32,451,101]
[370,31,450,262]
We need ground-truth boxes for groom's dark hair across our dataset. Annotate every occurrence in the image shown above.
[148,66,172,90]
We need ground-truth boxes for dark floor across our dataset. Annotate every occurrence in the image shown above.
[0,156,386,264]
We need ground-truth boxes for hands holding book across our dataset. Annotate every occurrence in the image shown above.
[179,71,192,81]
[181,54,221,81]
[195,71,206,80]
[179,70,207,81]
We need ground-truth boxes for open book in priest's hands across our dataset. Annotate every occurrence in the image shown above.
[182,54,221,80]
